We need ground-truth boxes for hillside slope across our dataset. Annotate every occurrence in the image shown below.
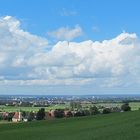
[0,111,140,140]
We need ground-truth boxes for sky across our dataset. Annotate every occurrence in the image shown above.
[0,0,140,95]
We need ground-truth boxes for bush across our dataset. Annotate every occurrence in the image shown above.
[103,108,111,114]
[36,108,45,120]
[28,112,35,121]
[89,106,99,115]
[54,109,64,118]
[65,111,73,117]
[83,110,90,116]
[70,102,82,110]
[121,103,131,111]
[74,110,86,117]
[7,112,14,121]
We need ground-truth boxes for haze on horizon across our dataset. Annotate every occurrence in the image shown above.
[0,0,140,95]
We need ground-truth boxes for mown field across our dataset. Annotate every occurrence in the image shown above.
[0,111,140,140]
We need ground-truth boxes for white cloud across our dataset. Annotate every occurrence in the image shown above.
[47,25,83,41]
[0,16,48,79]
[0,16,140,89]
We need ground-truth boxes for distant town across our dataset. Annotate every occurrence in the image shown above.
[0,94,140,123]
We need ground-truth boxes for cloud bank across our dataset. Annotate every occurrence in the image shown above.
[47,25,83,41]
[0,16,140,89]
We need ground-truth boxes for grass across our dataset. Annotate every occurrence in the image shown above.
[95,102,140,110]
[0,111,140,140]
[0,104,67,112]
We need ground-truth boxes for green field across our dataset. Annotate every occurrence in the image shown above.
[0,104,67,112]
[1,102,140,112]
[96,102,140,110]
[0,111,140,140]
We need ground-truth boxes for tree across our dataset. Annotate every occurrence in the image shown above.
[7,112,14,121]
[28,111,35,121]
[70,102,82,110]
[83,110,90,116]
[73,110,86,117]
[89,106,99,115]
[77,103,82,110]
[70,102,75,110]
[103,108,111,114]
[22,111,27,118]
[54,109,64,118]
[65,111,73,117]
[111,107,121,113]
[36,108,45,120]
[121,103,131,111]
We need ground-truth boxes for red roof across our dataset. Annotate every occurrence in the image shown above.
[13,112,20,119]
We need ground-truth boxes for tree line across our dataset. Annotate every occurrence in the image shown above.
[0,102,132,122]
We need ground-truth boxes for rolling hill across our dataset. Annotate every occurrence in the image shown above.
[0,111,140,140]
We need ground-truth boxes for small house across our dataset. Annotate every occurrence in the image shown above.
[12,112,22,122]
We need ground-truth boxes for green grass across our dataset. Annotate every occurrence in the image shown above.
[95,102,140,110]
[0,111,140,140]
[0,104,67,112]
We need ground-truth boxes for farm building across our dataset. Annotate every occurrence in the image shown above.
[12,112,22,122]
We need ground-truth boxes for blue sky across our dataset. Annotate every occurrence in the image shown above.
[0,0,140,41]
[0,0,140,95]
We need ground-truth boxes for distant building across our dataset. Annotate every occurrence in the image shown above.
[46,112,52,120]
[12,112,22,122]
[49,110,55,117]
[64,110,73,117]
[23,118,28,122]
[0,112,9,117]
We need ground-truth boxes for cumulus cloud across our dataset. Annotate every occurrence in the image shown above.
[47,25,83,41]
[0,16,48,80]
[0,16,140,89]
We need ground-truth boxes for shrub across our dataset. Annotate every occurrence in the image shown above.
[65,111,73,117]
[121,103,131,111]
[54,109,64,118]
[103,108,111,114]
[83,110,90,116]
[36,108,45,120]
[89,106,99,115]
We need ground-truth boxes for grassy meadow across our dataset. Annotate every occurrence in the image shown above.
[0,111,140,140]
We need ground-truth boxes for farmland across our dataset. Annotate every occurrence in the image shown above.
[0,102,140,112]
[0,111,140,140]
[0,104,67,112]
[95,102,140,110]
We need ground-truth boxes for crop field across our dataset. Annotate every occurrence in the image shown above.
[0,111,140,140]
